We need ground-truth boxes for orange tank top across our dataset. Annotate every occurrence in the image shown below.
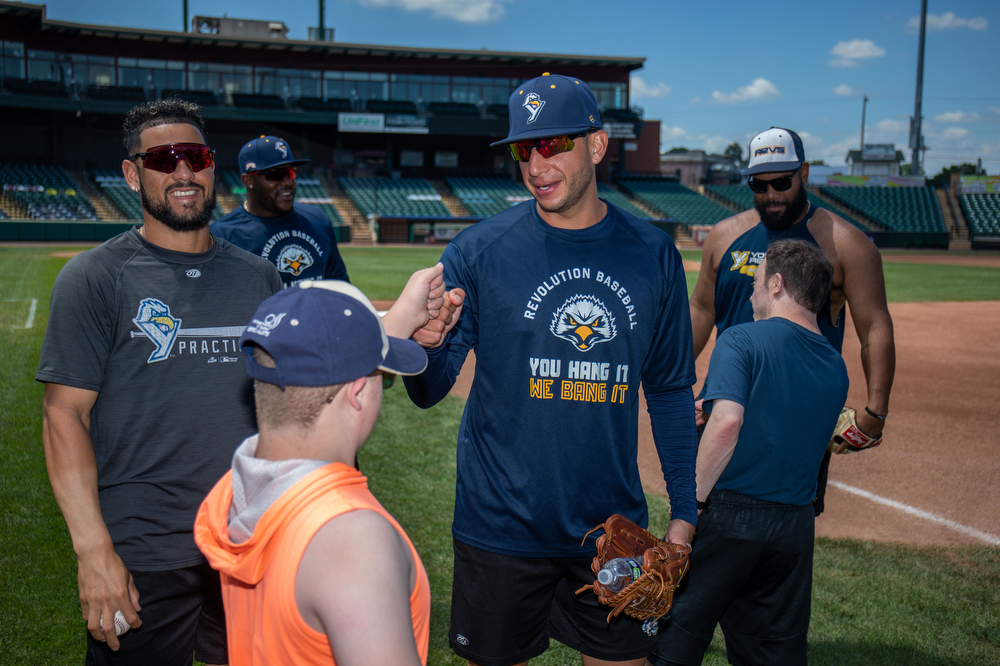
[195,463,430,665]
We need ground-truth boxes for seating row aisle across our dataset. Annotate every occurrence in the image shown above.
[445,176,532,218]
[2,163,98,220]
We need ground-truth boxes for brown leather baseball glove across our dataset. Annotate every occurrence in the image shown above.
[827,407,883,454]
[576,514,691,622]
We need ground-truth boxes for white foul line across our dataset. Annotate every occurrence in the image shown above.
[828,480,1000,546]
[25,298,38,329]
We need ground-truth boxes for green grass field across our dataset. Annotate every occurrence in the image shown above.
[1,245,998,665]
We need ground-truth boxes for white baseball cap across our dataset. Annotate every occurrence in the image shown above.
[743,127,805,176]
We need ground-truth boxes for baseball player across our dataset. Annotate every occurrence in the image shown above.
[405,74,698,666]
[212,135,349,288]
[649,239,849,666]
[688,127,895,515]
[38,99,283,665]
[195,274,449,666]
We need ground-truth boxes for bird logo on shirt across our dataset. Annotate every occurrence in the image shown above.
[550,295,617,352]
[275,244,314,276]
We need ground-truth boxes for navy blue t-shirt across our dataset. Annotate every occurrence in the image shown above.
[703,318,849,505]
[211,203,349,287]
[406,201,698,556]
[715,205,843,352]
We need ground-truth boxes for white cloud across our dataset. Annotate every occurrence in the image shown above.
[909,12,988,32]
[630,76,671,99]
[357,0,508,23]
[660,125,688,142]
[711,78,780,104]
[689,96,701,105]
[874,118,909,134]
[833,84,858,96]
[943,127,970,139]
[702,136,731,155]
[829,39,886,67]
[933,111,980,123]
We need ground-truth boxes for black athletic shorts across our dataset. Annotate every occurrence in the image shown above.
[85,562,227,666]
[450,538,659,666]
[648,488,815,666]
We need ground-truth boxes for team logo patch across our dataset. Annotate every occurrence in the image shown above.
[729,250,762,277]
[522,92,545,124]
[275,141,288,159]
[246,312,286,337]
[245,162,256,171]
[275,244,314,276]
[455,634,469,646]
[133,298,181,363]
[550,295,617,352]
[185,269,201,278]
[753,145,785,157]
[642,617,659,636]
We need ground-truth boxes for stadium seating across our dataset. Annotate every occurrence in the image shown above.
[820,186,944,233]
[218,169,345,225]
[959,193,1000,234]
[0,208,9,220]
[487,103,509,117]
[339,177,451,218]
[445,176,532,218]
[619,179,732,226]
[2,163,97,220]
[92,170,143,220]
[596,184,654,220]
[4,79,69,98]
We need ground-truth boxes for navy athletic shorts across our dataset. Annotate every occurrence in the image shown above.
[648,488,815,666]
[85,562,227,666]
[449,538,659,666]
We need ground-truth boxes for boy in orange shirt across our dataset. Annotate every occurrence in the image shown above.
[195,271,448,665]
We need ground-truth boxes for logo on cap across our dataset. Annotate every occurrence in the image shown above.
[523,93,545,124]
[246,312,287,337]
[245,162,256,171]
[754,146,786,158]
[275,141,288,159]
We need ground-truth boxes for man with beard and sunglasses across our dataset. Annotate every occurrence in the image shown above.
[212,135,349,288]
[404,74,697,666]
[37,98,285,666]
[686,127,895,518]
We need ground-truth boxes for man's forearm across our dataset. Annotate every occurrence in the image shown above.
[690,304,715,359]
[695,401,744,501]
[859,314,895,415]
[42,403,114,555]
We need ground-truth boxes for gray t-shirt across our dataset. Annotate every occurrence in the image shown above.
[37,228,282,570]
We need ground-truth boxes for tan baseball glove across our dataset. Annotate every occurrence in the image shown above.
[827,407,883,454]
[576,514,691,622]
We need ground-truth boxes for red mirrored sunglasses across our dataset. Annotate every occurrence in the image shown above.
[129,143,216,174]
[249,166,297,182]
[507,132,588,162]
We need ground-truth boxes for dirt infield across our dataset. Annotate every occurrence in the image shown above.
[445,301,999,548]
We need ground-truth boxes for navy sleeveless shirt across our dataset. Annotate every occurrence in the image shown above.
[714,204,844,352]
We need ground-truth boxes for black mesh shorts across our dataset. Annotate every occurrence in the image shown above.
[648,488,815,666]
[85,562,227,666]
[449,538,659,666]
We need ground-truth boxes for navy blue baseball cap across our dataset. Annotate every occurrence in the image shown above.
[743,127,805,176]
[490,73,603,146]
[239,135,311,174]
[241,280,427,389]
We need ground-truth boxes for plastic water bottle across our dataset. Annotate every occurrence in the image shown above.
[597,557,643,592]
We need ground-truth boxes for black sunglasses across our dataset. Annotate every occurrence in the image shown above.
[747,168,800,194]
[368,369,396,390]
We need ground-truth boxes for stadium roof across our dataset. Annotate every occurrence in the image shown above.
[0,1,645,70]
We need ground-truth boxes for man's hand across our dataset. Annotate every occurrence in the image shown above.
[694,399,709,427]
[412,288,465,349]
[78,542,141,651]
[381,263,446,340]
[666,518,695,547]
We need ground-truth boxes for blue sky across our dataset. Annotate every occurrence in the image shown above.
[39,0,1000,175]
